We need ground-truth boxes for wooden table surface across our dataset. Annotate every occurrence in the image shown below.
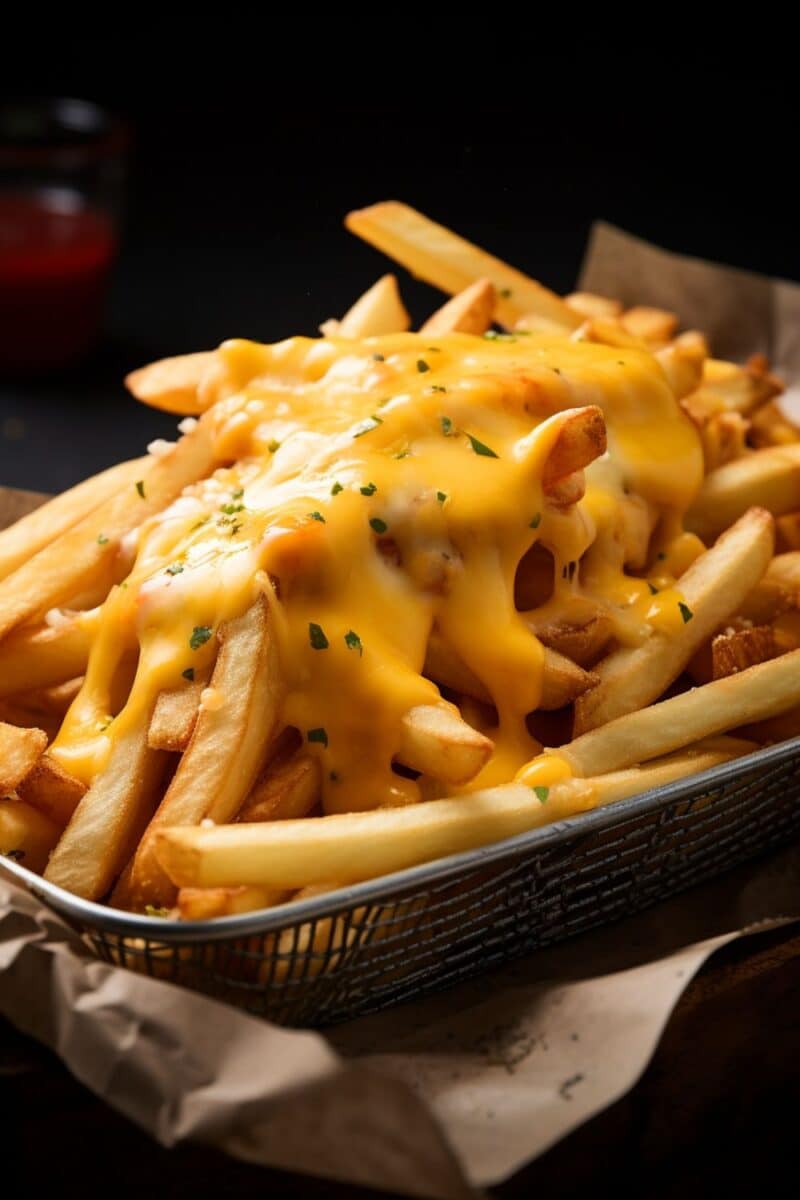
[5,922,800,1197]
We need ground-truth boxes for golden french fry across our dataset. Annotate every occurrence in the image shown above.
[345,202,580,332]
[147,676,206,752]
[564,292,622,320]
[0,721,48,794]
[119,596,282,909]
[575,508,775,733]
[655,339,705,400]
[529,609,615,669]
[17,752,86,827]
[558,648,800,778]
[764,552,800,591]
[44,720,167,899]
[569,316,650,352]
[775,512,800,552]
[711,624,777,680]
[321,274,411,339]
[240,750,321,822]
[0,458,149,584]
[397,703,493,785]
[687,446,800,541]
[419,279,496,336]
[0,799,61,874]
[620,305,678,345]
[0,613,95,700]
[749,400,799,448]
[125,351,217,415]
[177,884,288,920]
[542,406,607,488]
[0,419,219,640]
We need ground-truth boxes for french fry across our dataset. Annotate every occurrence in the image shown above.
[0,722,47,794]
[687,445,800,541]
[0,418,219,640]
[0,458,149,583]
[147,676,206,752]
[542,406,607,488]
[557,649,800,778]
[345,202,580,332]
[397,703,493,785]
[0,799,61,874]
[529,610,615,669]
[764,552,800,591]
[711,624,777,680]
[0,613,95,699]
[419,279,496,336]
[177,884,288,920]
[620,305,678,345]
[44,720,168,899]
[321,274,411,339]
[239,750,321,822]
[125,351,217,415]
[17,753,86,827]
[564,292,622,320]
[749,400,799,448]
[655,339,705,400]
[776,512,800,552]
[118,596,282,909]
[574,508,775,733]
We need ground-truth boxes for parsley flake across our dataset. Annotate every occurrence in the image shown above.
[308,727,328,747]
[309,622,329,650]
[308,511,326,523]
[360,481,377,496]
[534,786,550,803]
[678,601,694,623]
[189,625,212,650]
[436,491,447,504]
[135,480,146,499]
[416,359,430,373]
[647,582,659,595]
[231,487,244,500]
[97,533,109,545]
[372,352,385,362]
[467,433,499,458]
[394,447,411,459]
[344,630,363,655]
[220,502,244,515]
[166,563,184,575]
[441,416,454,436]
[267,438,281,453]
[530,513,542,529]
[429,384,447,393]
[369,517,388,535]
[331,481,343,495]
[182,667,195,681]
[499,287,512,299]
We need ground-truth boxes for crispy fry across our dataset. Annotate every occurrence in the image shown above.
[44,720,167,899]
[0,419,219,640]
[0,612,95,699]
[177,884,288,920]
[542,406,607,488]
[655,339,705,400]
[397,703,493,785]
[17,753,86,827]
[147,676,206,752]
[575,508,775,733]
[529,610,615,668]
[776,512,800,552]
[321,274,411,338]
[687,446,800,541]
[125,351,217,415]
[345,202,580,332]
[119,596,282,909]
[564,292,622,320]
[620,305,678,345]
[711,624,777,680]
[419,279,496,336]
[0,458,149,583]
[0,722,47,794]
[240,750,321,822]
[0,799,61,874]
[558,649,800,778]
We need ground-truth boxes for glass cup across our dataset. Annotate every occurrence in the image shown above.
[0,97,128,375]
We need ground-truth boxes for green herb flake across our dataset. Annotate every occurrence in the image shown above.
[440,416,455,436]
[331,481,344,496]
[529,513,542,529]
[499,287,512,298]
[267,438,281,453]
[231,487,244,500]
[678,601,694,624]
[647,582,659,595]
[182,668,195,681]
[394,447,411,460]
[436,491,447,504]
[353,415,383,438]
[309,622,329,650]
[308,727,328,747]
[220,502,244,515]
[166,563,184,576]
[534,786,549,803]
[429,384,447,394]
[360,481,377,496]
[369,517,388,535]
[145,905,171,919]
[372,352,385,362]
[344,630,363,655]
[416,359,431,374]
[97,533,109,545]
[467,433,499,458]
[189,625,212,651]
[308,511,326,523]
[135,480,146,499]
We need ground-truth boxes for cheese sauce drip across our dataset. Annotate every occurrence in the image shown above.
[52,332,704,808]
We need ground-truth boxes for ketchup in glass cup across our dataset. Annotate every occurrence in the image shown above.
[0,99,127,374]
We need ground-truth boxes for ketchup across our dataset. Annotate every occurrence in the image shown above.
[0,189,116,373]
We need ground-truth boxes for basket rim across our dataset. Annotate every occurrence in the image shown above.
[3,735,799,944]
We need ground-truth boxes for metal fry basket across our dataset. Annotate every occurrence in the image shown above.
[6,738,800,1027]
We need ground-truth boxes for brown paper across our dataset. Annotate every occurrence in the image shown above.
[3,224,800,1197]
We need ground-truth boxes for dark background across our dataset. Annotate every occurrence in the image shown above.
[1,41,797,492]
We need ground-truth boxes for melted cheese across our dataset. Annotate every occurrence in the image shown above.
[51,332,704,808]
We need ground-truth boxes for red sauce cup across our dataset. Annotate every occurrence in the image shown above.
[0,98,128,375]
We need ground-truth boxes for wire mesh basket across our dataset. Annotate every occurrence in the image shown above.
[6,737,800,1027]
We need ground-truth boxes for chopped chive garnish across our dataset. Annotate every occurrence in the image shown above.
[353,415,383,438]
[308,727,328,747]
[135,480,146,498]
[182,668,195,681]
[678,601,694,623]
[529,513,542,529]
[394,447,411,459]
[166,563,184,575]
[331,481,343,495]
[416,359,430,373]
[466,433,498,458]
[440,416,454,436]
[189,625,212,650]
[309,622,329,650]
[369,517,388,534]
[308,511,326,523]
[344,630,363,655]
[97,533,109,545]
[436,491,447,504]
[534,786,549,803]
[360,481,377,496]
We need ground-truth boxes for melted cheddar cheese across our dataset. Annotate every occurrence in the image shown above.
[51,331,704,809]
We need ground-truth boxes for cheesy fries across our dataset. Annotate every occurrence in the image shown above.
[2,202,800,921]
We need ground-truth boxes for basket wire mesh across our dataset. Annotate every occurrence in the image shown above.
[5,737,800,1027]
